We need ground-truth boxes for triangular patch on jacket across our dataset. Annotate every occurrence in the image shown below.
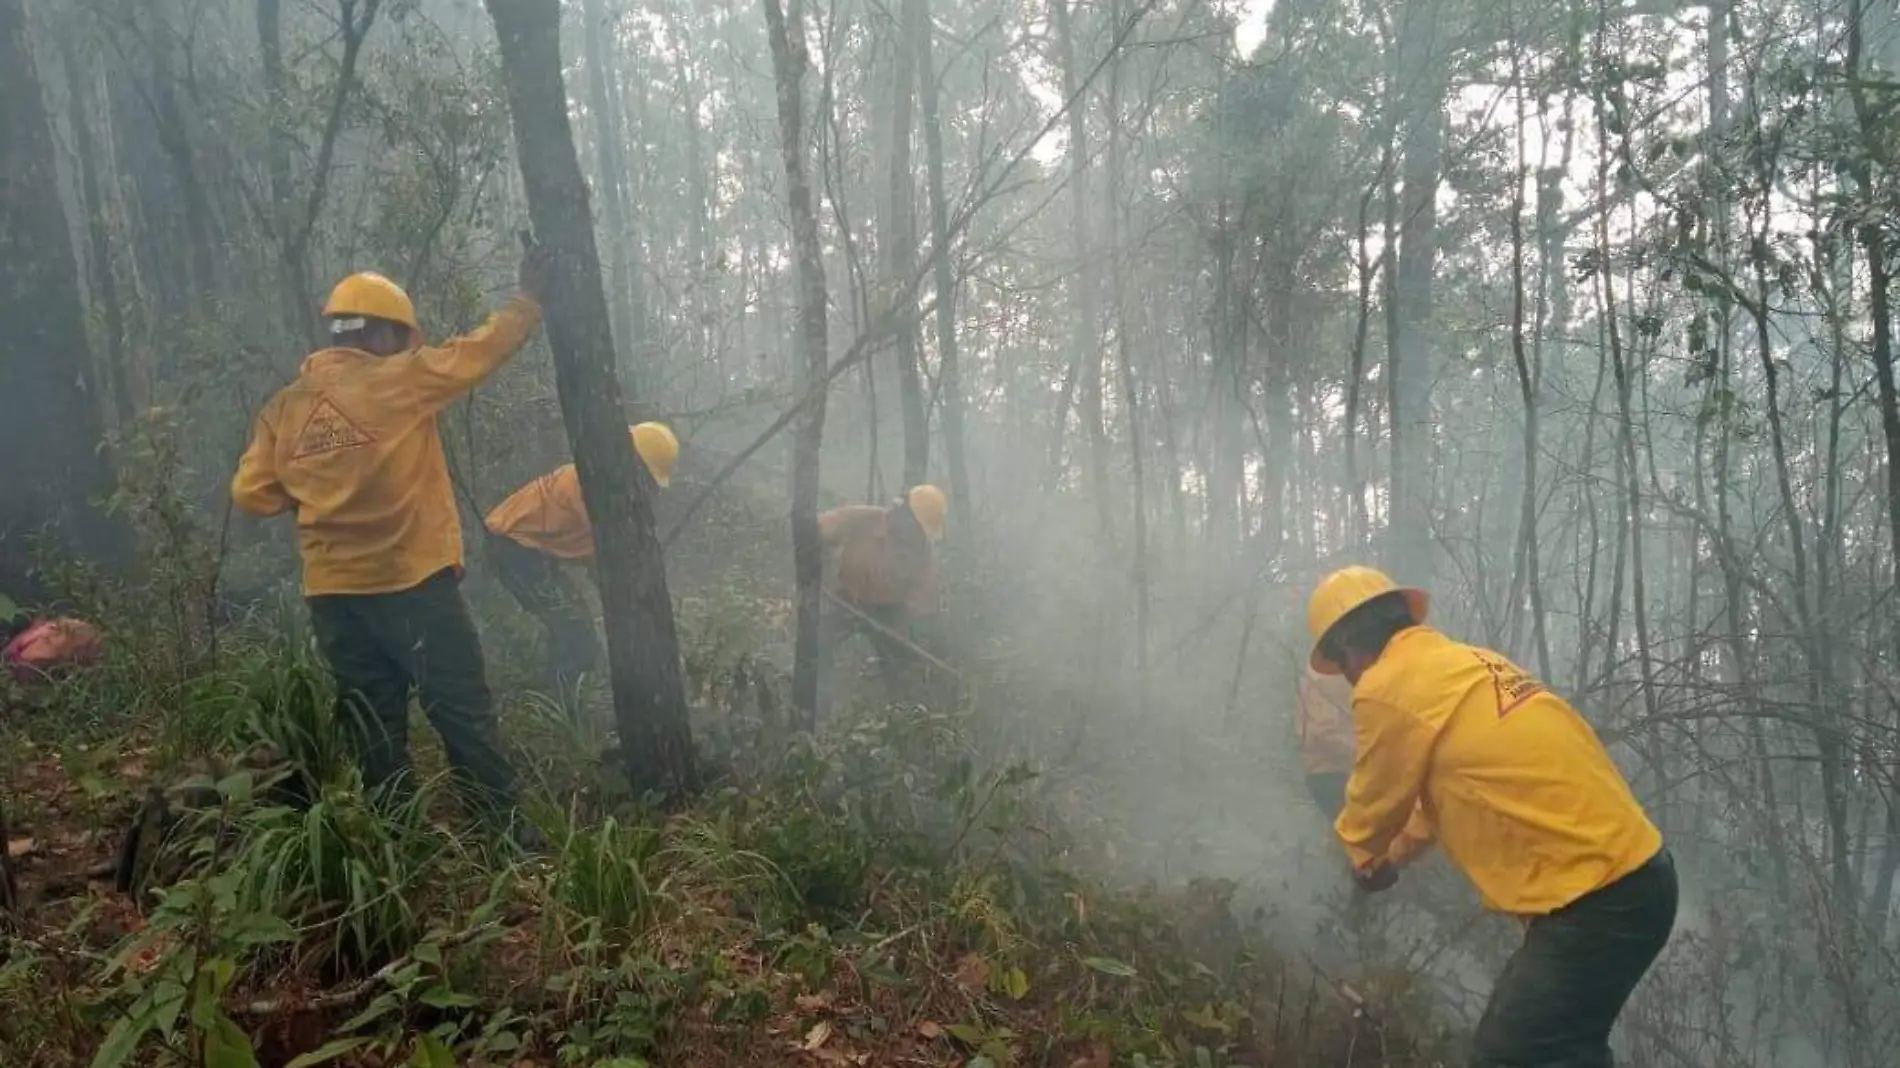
[292,397,375,458]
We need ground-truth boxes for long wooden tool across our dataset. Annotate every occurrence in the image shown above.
[821,589,963,682]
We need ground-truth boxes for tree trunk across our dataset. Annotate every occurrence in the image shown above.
[1046,0,1109,534]
[1105,0,1147,714]
[1592,26,1660,790]
[1387,0,1441,583]
[59,30,134,430]
[482,0,698,797]
[1848,0,1900,937]
[1506,25,1552,681]
[583,0,646,383]
[914,0,969,513]
[0,0,128,601]
[761,0,831,725]
[884,0,927,489]
[1344,153,1383,550]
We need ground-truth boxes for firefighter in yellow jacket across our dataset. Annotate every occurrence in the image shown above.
[1308,566,1676,1067]
[816,485,947,715]
[232,250,550,845]
[482,422,679,697]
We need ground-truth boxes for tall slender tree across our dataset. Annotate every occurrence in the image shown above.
[0,0,127,600]
[482,0,698,797]
[762,0,832,723]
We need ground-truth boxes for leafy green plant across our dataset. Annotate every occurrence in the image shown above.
[227,779,455,975]
[546,813,666,944]
[233,654,351,799]
[92,864,295,1068]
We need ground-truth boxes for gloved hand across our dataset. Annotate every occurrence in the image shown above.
[1353,863,1398,894]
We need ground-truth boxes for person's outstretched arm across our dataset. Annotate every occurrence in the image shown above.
[231,405,293,517]
[1335,696,1435,874]
[386,294,544,415]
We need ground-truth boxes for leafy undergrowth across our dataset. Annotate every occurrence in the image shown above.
[0,623,1451,1068]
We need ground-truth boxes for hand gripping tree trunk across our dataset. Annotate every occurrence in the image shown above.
[482,0,698,798]
[762,0,831,725]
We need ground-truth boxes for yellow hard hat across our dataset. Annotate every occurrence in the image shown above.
[630,422,679,487]
[322,272,420,334]
[1307,565,1428,675]
[906,484,948,541]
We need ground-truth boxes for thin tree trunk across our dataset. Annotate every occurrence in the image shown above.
[483,0,699,797]
[60,31,134,429]
[1344,155,1384,549]
[761,0,832,725]
[1105,0,1147,714]
[1848,0,1900,936]
[1046,0,1108,533]
[0,0,129,598]
[1387,0,1441,582]
[1593,21,1660,785]
[584,0,637,376]
[1506,20,1552,680]
[914,0,969,513]
[260,0,381,347]
[885,0,927,488]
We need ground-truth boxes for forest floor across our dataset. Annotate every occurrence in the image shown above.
[0,634,1445,1068]
[0,470,1450,1067]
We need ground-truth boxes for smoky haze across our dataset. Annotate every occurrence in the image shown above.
[4,0,1899,1063]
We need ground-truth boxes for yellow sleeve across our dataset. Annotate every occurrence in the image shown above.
[231,407,293,517]
[818,505,886,547]
[487,466,583,539]
[1386,805,1436,867]
[1334,695,1436,873]
[388,295,542,414]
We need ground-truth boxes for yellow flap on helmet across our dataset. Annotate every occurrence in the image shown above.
[630,422,679,487]
[1307,565,1429,675]
[323,272,420,333]
[906,484,948,541]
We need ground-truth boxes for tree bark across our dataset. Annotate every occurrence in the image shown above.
[1387,0,1441,583]
[1506,20,1552,681]
[1105,0,1147,714]
[260,0,381,348]
[1847,0,1900,937]
[761,0,831,725]
[914,0,969,513]
[1046,0,1109,534]
[59,29,134,430]
[884,0,928,488]
[583,0,648,384]
[0,0,128,600]
[482,0,698,797]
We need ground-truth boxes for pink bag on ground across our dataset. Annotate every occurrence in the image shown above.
[4,618,104,683]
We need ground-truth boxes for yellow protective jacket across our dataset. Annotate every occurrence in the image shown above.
[818,504,940,616]
[485,464,595,560]
[1336,626,1663,916]
[232,296,543,595]
[1297,669,1434,866]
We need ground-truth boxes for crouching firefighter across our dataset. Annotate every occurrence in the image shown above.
[1307,566,1676,1068]
[482,422,679,703]
[231,251,551,850]
[815,485,948,717]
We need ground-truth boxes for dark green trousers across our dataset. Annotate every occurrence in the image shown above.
[1471,848,1678,1067]
[486,533,600,702]
[306,567,519,822]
